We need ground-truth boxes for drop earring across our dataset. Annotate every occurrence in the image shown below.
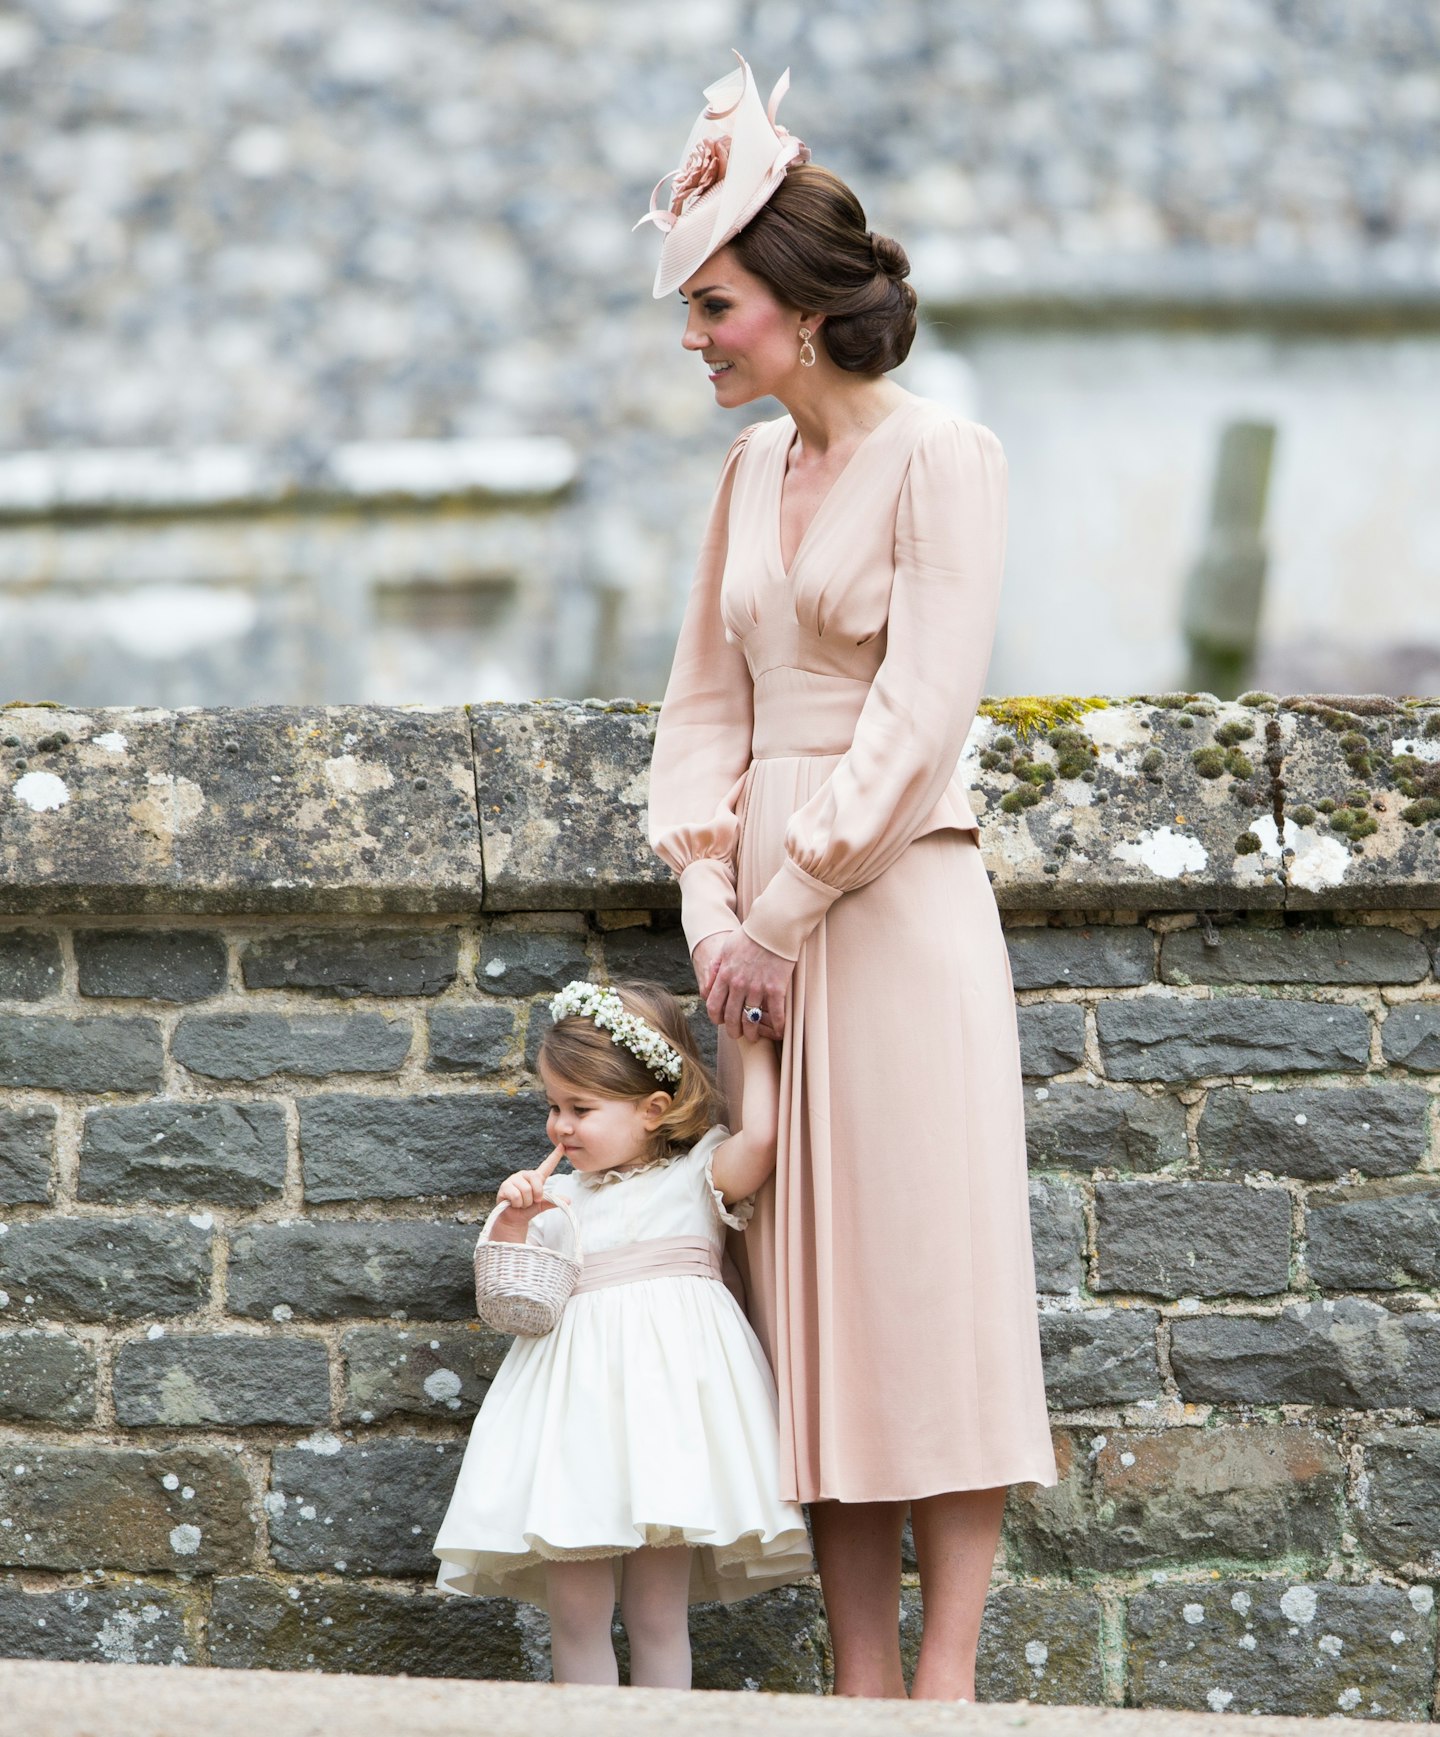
[798,326,817,368]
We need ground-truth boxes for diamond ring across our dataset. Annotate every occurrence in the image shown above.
[743,1005,763,1025]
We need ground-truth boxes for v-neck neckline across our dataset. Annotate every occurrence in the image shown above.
[774,397,917,579]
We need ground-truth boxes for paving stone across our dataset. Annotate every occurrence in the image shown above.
[903,1581,1105,1704]
[1357,1430,1440,1572]
[1170,1299,1440,1412]
[1162,923,1429,986]
[1096,997,1370,1081]
[299,1091,545,1201]
[1017,1004,1086,1077]
[1008,1426,1342,1575]
[0,1329,96,1425]
[226,1221,476,1321]
[0,933,61,1001]
[1382,1005,1440,1071]
[1198,1084,1429,1179]
[340,1325,508,1424]
[268,1440,464,1575]
[0,1015,163,1092]
[1128,1579,1435,1719]
[1029,1178,1085,1293]
[75,930,226,1002]
[173,1011,410,1081]
[1006,925,1154,989]
[1306,1182,1440,1290]
[0,1216,210,1322]
[426,1004,516,1074]
[0,1576,194,1665]
[476,927,590,997]
[1039,1308,1162,1409]
[0,1105,54,1203]
[1095,1181,1291,1298]
[209,1575,529,1677]
[599,922,697,995]
[241,930,459,998]
[113,1334,330,1427]
[0,1445,254,1572]
[1025,1084,1186,1172]
[80,1100,287,1204]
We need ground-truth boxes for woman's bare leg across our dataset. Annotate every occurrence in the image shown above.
[810,1498,909,1698]
[546,1558,619,1686]
[619,1544,695,1688]
[908,1487,1007,1702]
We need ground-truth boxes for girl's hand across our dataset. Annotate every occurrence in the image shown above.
[492,1146,563,1241]
[703,931,792,1041]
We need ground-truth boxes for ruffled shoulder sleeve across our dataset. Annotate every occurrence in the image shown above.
[683,1123,755,1232]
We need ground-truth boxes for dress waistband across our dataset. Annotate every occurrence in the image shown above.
[750,666,869,759]
[570,1234,722,1295]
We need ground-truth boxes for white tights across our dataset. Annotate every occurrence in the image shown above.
[545,1545,694,1688]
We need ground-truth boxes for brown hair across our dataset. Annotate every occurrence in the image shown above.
[731,163,918,375]
[538,980,719,1162]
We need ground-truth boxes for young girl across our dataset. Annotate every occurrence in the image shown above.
[431,978,812,1688]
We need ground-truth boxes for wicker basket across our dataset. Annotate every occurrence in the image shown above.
[472,1192,582,1336]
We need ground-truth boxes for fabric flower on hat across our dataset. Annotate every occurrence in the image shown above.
[670,135,731,216]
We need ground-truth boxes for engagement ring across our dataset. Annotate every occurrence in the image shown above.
[743,1005,763,1025]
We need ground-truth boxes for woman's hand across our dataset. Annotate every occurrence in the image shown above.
[492,1145,563,1242]
[702,930,792,1041]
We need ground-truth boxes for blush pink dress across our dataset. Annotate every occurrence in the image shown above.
[648,396,1057,1504]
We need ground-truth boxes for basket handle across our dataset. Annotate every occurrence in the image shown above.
[477,1187,583,1268]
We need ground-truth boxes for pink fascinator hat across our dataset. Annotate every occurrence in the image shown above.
[635,52,811,300]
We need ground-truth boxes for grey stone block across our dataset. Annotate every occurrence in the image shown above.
[426,1004,516,1074]
[268,1440,464,1575]
[1096,996,1370,1081]
[0,1015,163,1092]
[1162,923,1429,986]
[0,1217,210,1322]
[1029,1178,1085,1293]
[226,1221,476,1321]
[80,1100,287,1205]
[1198,1084,1429,1179]
[477,926,590,996]
[1171,1299,1440,1411]
[1009,1426,1342,1575]
[0,1445,254,1572]
[0,1330,96,1425]
[0,1576,193,1665]
[1039,1308,1162,1409]
[1007,925,1154,989]
[209,1575,529,1677]
[299,1091,545,1201]
[173,1011,411,1080]
[687,1585,829,1693]
[1382,1005,1440,1072]
[1017,1003,1086,1077]
[1025,1084,1186,1172]
[241,929,459,997]
[600,922,696,995]
[1358,1430,1440,1572]
[113,1334,330,1427]
[340,1326,508,1423]
[1306,1183,1440,1290]
[0,932,61,1001]
[1095,1181,1291,1297]
[75,930,226,1002]
[912,1582,1104,1705]
[0,1105,54,1203]
[1128,1580,1435,1720]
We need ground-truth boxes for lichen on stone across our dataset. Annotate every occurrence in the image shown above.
[978,695,1109,742]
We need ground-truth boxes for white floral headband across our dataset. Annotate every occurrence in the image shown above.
[548,981,684,1084]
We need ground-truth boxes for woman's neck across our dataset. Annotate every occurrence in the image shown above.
[778,372,911,461]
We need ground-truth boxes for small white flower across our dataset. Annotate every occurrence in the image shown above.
[549,981,684,1082]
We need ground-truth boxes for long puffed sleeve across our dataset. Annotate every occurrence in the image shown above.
[741,418,1007,963]
[648,428,757,957]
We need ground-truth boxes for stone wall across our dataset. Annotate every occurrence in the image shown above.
[1,693,1439,1712]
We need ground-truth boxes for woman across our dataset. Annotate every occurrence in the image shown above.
[644,57,1056,1701]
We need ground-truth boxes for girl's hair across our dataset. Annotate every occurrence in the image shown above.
[731,162,918,375]
[538,979,719,1160]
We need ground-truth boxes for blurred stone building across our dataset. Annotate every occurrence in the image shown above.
[1,0,1438,706]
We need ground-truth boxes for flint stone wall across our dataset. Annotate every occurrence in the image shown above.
[0,692,1438,1712]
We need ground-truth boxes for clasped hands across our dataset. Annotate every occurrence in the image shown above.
[692,928,792,1042]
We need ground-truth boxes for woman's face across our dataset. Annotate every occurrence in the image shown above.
[679,247,807,408]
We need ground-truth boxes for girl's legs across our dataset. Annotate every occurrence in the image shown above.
[619,1544,695,1689]
[546,1558,620,1686]
[810,1498,909,1698]
[908,1487,1007,1702]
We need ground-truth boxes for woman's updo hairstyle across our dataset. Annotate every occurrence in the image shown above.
[731,163,917,375]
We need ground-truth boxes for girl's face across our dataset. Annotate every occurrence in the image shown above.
[679,246,810,408]
[539,1058,671,1176]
